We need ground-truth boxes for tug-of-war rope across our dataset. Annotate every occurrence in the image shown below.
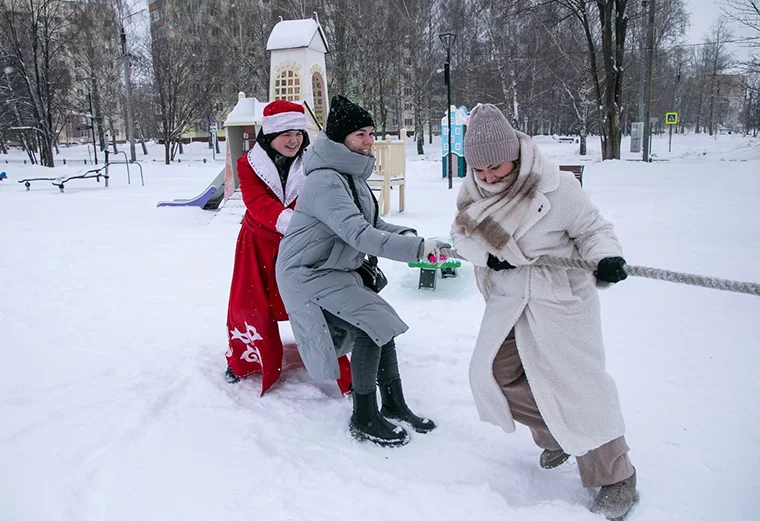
[535,256,760,298]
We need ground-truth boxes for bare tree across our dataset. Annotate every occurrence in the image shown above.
[71,2,123,152]
[389,0,440,153]
[722,0,760,72]
[743,72,760,134]
[701,20,735,134]
[217,0,274,102]
[544,13,595,154]
[0,0,83,166]
[145,1,225,164]
[559,0,630,160]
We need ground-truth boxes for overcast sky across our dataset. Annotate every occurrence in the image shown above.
[686,0,725,43]
[684,0,753,60]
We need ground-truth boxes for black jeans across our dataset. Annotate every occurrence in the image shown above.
[322,309,399,394]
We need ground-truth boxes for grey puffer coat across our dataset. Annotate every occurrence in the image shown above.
[276,132,423,381]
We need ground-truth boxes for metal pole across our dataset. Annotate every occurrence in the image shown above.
[669,124,673,152]
[642,0,655,162]
[89,90,98,165]
[121,24,136,162]
[630,1,648,153]
[445,48,453,190]
[637,1,647,126]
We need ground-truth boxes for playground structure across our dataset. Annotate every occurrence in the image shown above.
[442,105,469,179]
[408,258,461,290]
[18,151,143,193]
[157,14,411,216]
[0,171,6,181]
[367,129,407,215]
[156,169,225,209]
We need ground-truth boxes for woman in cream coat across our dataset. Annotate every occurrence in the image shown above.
[451,104,636,521]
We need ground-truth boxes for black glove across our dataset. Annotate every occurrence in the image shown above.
[487,254,515,271]
[595,256,628,283]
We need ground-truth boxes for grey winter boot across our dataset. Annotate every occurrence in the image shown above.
[379,378,436,433]
[349,390,410,447]
[591,467,638,521]
[540,448,570,469]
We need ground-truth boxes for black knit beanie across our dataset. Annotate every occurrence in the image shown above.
[325,95,375,143]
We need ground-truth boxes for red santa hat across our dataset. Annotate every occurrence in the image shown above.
[262,100,307,135]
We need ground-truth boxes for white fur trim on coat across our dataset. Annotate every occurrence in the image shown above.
[246,144,305,207]
[262,112,307,135]
[276,208,294,235]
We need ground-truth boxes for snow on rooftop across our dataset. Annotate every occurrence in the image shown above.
[266,18,328,51]
[224,97,266,126]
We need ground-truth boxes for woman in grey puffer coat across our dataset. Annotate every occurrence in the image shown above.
[276,96,449,447]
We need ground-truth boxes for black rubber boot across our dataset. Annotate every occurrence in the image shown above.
[379,378,437,433]
[349,390,409,447]
[225,366,242,384]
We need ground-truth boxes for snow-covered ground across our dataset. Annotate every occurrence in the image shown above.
[1,132,759,521]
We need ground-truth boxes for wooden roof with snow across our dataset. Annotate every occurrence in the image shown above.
[266,18,329,53]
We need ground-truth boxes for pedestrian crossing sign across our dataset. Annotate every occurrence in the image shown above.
[665,112,678,125]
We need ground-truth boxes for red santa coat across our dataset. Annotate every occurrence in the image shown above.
[226,144,352,395]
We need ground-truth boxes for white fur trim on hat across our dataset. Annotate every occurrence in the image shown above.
[262,112,307,135]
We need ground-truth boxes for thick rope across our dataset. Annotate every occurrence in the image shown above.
[534,256,760,297]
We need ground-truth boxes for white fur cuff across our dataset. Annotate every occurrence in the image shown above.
[276,208,294,235]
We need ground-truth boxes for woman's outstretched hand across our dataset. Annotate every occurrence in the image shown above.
[421,239,452,263]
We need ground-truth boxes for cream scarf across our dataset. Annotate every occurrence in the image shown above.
[454,132,544,266]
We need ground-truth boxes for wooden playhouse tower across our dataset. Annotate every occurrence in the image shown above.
[223,14,329,199]
[221,14,408,215]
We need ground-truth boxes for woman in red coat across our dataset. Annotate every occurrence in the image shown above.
[225,100,351,395]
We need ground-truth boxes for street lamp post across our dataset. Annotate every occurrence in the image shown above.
[439,32,456,190]
[642,0,655,162]
[121,9,145,163]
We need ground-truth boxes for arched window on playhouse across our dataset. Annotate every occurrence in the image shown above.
[312,72,325,126]
[274,69,302,102]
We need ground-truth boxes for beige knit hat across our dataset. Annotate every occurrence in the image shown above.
[464,104,520,168]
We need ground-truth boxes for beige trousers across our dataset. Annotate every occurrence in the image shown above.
[492,328,635,488]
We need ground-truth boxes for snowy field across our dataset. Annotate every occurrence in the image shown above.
[1,132,759,521]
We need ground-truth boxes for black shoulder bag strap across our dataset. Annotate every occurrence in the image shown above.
[342,174,379,228]
[342,174,383,272]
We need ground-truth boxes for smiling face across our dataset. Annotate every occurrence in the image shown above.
[270,131,304,157]
[343,126,375,155]
[473,161,516,184]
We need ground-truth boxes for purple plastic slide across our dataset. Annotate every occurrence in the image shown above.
[156,169,225,209]
[156,186,216,208]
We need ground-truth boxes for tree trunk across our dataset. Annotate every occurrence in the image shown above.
[428,102,433,144]
[138,125,149,155]
[708,77,717,135]
[415,91,424,155]
[164,141,171,165]
[580,103,588,156]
